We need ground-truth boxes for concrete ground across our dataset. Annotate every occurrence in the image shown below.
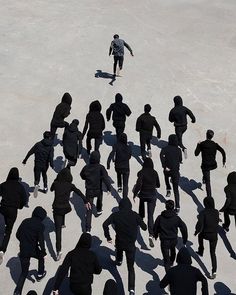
[0,0,236,294]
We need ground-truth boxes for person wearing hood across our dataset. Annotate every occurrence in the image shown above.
[153,200,188,271]
[220,171,236,232]
[169,95,196,158]
[194,197,219,279]
[195,129,226,197]
[107,132,132,198]
[50,168,91,261]
[103,279,118,295]
[52,233,102,295]
[0,168,27,264]
[14,207,47,295]
[106,93,132,136]
[103,198,147,295]
[50,92,72,138]
[160,247,209,295]
[133,158,160,248]
[22,131,54,198]
[109,34,134,76]
[136,104,161,160]
[62,119,82,168]
[80,151,111,233]
[160,134,182,212]
[82,100,105,155]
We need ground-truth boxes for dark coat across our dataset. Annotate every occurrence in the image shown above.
[63,120,82,162]
[136,112,161,138]
[51,93,72,126]
[220,172,236,215]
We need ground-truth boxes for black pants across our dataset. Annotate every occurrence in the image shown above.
[139,198,156,236]
[85,194,103,232]
[70,283,92,295]
[50,121,68,138]
[116,246,135,291]
[86,135,102,154]
[175,125,187,150]
[139,133,152,160]
[223,211,236,228]
[34,165,48,187]
[53,214,65,252]
[202,169,211,197]
[15,255,45,294]
[113,121,125,137]
[160,239,177,271]
[113,56,124,74]
[0,206,18,252]
[198,233,217,273]
[164,170,180,208]
[117,170,129,198]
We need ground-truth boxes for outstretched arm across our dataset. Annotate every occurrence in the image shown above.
[124,41,133,55]
[216,144,226,165]
[178,218,188,245]
[194,143,201,157]
[22,144,36,164]
[103,215,114,241]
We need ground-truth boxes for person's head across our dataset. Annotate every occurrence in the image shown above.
[173,95,183,106]
[43,131,51,139]
[119,198,132,211]
[7,167,19,181]
[76,233,92,249]
[176,247,192,265]
[143,158,154,169]
[61,92,72,106]
[56,167,73,183]
[168,134,178,146]
[165,200,175,211]
[203,197,215,209]
[115,93,123,103]
[227,171,236,185]
[72,119,79,126]
[144,104,151,113]
[27,291,37,295]
[113,34,119,39]
[32,206,47,221]
[89,100,102,112]
[103,279,118,295]
[206,129,214,140]
[89,151,101,164]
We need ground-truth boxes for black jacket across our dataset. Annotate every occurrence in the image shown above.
[153,209,188,243]
[103,198,147,249]
[63,120,82,161]
[51,93,72,126]
[169,96,196,127]
[160,247,209,295]
[53,233,102,290]
[136,112,161,138]
[160,135,182,172]
[195,139,226,170]
[106,94,131,126]
[16,207,47,258]
[220,172,236,215]
[0,168,27,209]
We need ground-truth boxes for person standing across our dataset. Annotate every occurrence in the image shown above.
[168,95,196,158]
[22,131,54,198]
[109,34,134,76]
[136,104,161,160]
[133,158,160,248]
[153,200,188,271]
[0,168,27,264]
[194,129,226,197]
[103,198,147,295]
[106,93,132,137]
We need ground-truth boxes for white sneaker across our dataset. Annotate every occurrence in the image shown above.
[97,210,103,216]
[183,148,188,159]
[33,185,39,198]
[0,251,4,265]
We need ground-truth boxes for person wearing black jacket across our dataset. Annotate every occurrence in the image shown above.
[106,93,131,136]
[107,133,132,197]
[159,247,209,295]
[14,207,47,295]
[80,151,111,233]
[22,131,54,198]
[153,200,188,271]
[194,197,219,279]
[52,233,102,295]
[103,279,118,295]
[50,168,90,261]
[133,158,160,247]
[220,171,236,232]
[82,100,105,155]
[50,92,72,138]
[136,104,161,160]
[62,119,82,168]
[0,168,27,263]
[160,134,182,212]
[195,129,226,197]
[169,95,196,158]
[103,198,147,295]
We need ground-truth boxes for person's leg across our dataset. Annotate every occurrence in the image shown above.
[0,207,17,253]
[85,197,94,232]
[33,166,41,186]
[175,126,187,150]
[122,171,129,198]
[96,192,103,214]
[125,248,136,292]
[86,135,92,154]
[171,171,180,209]
[138,199,145,219]
[202,169,212,197]
[209,236,217,274]
[42,167,48,190]
[223,212,230,229]
[147,198,156,237]
[140,133,146,160]
[170,240,177,265]
[15,257,30,294]
[70,283,92,295]
[95,136,102,152]
[37,251,45,276]
[116,246,123,264]
[146,137,151,154]
[197,233,204,255]
[53,214,64,253]
[113,56,119,75]
[160,240,171,272]
[164,170,171,191]
[50,123,57,139]
[118,56,124,71]
[117,171,122,190]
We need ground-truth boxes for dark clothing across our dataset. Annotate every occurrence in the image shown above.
[198,233,217,273]
[160,239,177,271]
[139,198,156,236]
[34,166,48,186]
[202,169,212,197]
[117,171,129,198]
[70,283,92,295]
[109,38,133,56]
[164,170,180,208]
[113,56,124,74]
[85,195,103,232]
[220,172,236,215]
[175,125,187,150]
[103,279,118,295]
[82,110,105,140]
[53,214,64,252]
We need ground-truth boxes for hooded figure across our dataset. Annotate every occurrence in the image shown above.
[106,93,132,136]
[103,198,147,294]
[103,279,118,295]
[160,247,209,295]
[53,233,102,295]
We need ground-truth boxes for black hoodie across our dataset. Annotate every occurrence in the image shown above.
[103,279,118,295]
[53,233,102,290]
[103,198,147,249]
[63,119,82,161]
[0,168,27,209]
[136,111,161,138]
[51,93,72,125]
[220,172,236,215]
[160,247,209,295]
[169,96,196,127]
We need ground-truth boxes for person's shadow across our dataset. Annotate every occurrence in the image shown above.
[218,226,236,259]
[103,131,117,147]
[129,141,143,166]
[53,134,63,147]
[43,217,57,261]
[151,138,168,150]
[95,70,116,86]
[43,275,72,295]
[214,282,236,295]
[53,156,64,173]
[70,192,87,233]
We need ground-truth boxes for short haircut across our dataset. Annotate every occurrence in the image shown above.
[165,200,175,210]
[206,129,214,140]
[113,34,119,39]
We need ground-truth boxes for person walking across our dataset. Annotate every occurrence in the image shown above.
[80,151,111,233]
[52,233,102,295]
[136,104,161,160]
[109,34,134,76]
[50,168,91,261]
[107,132,132,197]
[103,198,147,295]
[106,93,132,137]
[0,168,27,264]
[168,95,196,158]
[194,197,219,279]
[14,207,47,295]
[194,129,226,197]
[159,247,209,295]
[160,134,182,212]
[22,131,54,198]
[133,158,160,248]
[82,100,105,155]
[153,200,188,271]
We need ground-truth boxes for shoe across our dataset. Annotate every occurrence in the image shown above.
[222,224,229,232]
[129,290,135,295]
[209,272,216,280]
[196,251,203,257]
[149,236,154,248]
[118,187,122,193]
[0,251,4,265]
[43,187,48,193]
[13,290,21,295]
[147,149,152,158]
[86,230,91,233]
[97,210,103,216]
[116,260,122,266]
[175,208,180,214]
[183,148,188,159]
[33,185,39,198]
[56,252,62,261]
[61,225,66,229]
[166,190,171,198]
[36,270,47,281]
